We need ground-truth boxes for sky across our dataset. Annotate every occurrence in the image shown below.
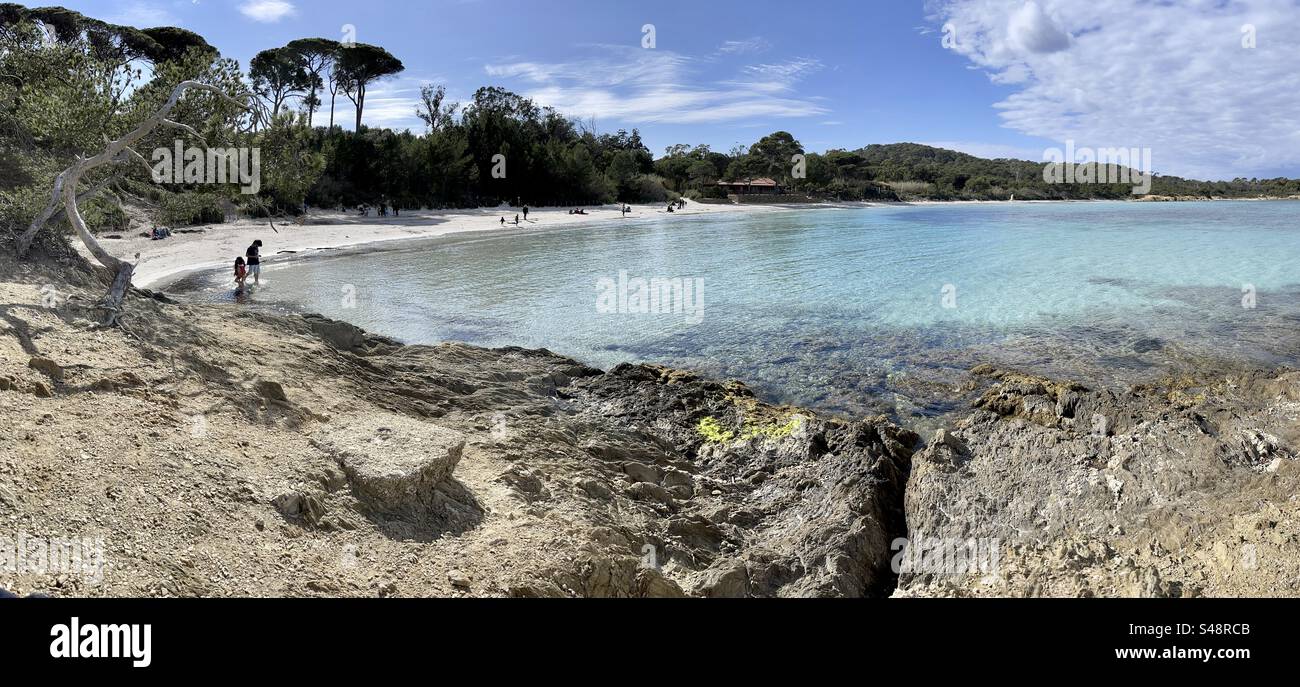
[34,0,1300,180]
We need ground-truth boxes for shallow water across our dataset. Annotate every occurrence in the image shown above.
[172,201,1300,421]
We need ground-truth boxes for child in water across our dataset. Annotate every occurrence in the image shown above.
[234,256,248,289]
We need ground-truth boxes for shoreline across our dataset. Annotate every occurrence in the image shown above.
[93,196,1300,292]
[141,197,1300,435]
[98,202,798,290]
[99,197,1132,290]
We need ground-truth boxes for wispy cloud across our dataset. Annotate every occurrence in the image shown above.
[238,0,296,23]
[717,37,771,55]
[483,46,828,125]
[106,0,182,27]
[931,0,1300,179]
[742,57,823,83]
[354,76,464,131]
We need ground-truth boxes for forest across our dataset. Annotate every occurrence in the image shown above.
[4,4,1298,240]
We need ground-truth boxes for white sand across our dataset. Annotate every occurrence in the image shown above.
[96,202,801,290]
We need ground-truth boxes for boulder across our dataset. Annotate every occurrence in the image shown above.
[625,482,675,507]
[304,314,365,352]
[622,461,662,484]
[316,414,466,514]
[694,560,751,598]
[255,380,289,403]
[273,490,326,526]
[27,357,63,381]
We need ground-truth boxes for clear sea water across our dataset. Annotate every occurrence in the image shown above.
[172,201,1300,421]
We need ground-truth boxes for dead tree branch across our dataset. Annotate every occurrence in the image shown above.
[16,80,248,326]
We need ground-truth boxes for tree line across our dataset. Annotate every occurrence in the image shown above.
[4,3,1299,245]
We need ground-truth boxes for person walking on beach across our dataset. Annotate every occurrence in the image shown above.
[246,240,263,285]
[514,214,520,225]
[523,206,530,221]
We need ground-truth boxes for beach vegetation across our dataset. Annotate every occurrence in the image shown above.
[697,417,735,444]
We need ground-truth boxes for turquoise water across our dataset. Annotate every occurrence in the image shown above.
[174,201,1300,420]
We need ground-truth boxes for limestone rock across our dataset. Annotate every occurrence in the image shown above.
[255,380,289,403]
[625,481,674,507]
[694,560,750,598]
[28,357,63,381]
[316,414,466,513]
[448,570,472,589]
[273,490,326,526]
[305,314,366,352]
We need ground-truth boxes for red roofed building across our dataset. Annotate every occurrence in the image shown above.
[716,177,786,195]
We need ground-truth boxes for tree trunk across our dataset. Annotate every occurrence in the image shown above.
[306,84,317,127]
[355,86,365,131]
[18,80,247,326]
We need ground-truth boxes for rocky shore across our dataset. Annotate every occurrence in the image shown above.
[2,248,1297,597]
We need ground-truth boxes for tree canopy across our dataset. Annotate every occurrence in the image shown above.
[335,43,403,131]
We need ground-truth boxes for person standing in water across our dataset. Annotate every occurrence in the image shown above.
[246,240,263,285]
[522,206,530,221]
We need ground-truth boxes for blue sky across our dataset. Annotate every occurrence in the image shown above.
[36,0,1300,180]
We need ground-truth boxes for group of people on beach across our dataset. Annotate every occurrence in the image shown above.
[491,202,693,224]
[233,239,263,291]
[499,205,531,226]
[225,197,689,295]
[354,203,399,218]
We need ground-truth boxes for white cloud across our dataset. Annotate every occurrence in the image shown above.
[107,1,182,27]
[1007,1,1070,54]
[326,77,462,132]
[931,0,1300,179]
[239,0,296,23]
[484,46,828,125]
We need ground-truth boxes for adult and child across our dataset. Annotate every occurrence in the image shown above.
[234,239,263,291]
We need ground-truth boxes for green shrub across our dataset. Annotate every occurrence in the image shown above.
[158,192,227,226]
[81,196,130,233]
[697,417,735,444]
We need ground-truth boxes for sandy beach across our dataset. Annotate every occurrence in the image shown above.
[98,198,1094,290]
[95,202,803,290]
